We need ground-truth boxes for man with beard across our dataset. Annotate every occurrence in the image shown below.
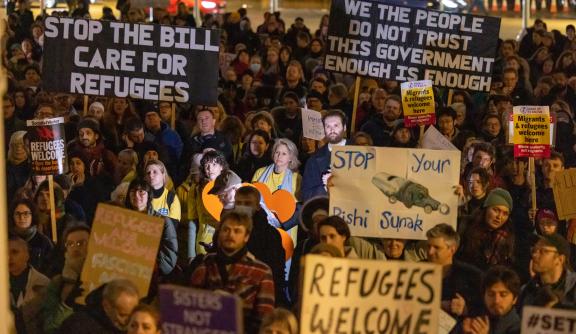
[461,266,521,334]
[190,210,275,333]
[361,94,403,146]
[301,109,348,201]
[67,118,117,181]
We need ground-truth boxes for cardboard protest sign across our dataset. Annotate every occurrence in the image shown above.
[302,106,325,141]
[552,169,576,220]
[401,80,436,127]
[421,126,459,151]
[80,204,163,301]
[330,146,460,239]
[26,117,66,175]
[300,255,441,334]
[42,17,220,105]
[438,310,456,334]
[511,106,551,158]
[522,306,576,333]
[159,285,242,334]
[325,0,500,92]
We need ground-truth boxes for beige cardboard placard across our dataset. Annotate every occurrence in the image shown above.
[552,169,576,220]
[300,255,441,334]
[80,203,163,302]
[330,146,460,240]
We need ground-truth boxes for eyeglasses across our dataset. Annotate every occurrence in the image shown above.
[14,211,32,218]
[530,247,558,255]
[65,240,88,248]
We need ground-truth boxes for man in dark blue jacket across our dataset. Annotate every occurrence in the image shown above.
[301,109,348,201]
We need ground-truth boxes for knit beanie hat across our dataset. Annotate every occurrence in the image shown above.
[77,118,101,135]
[483,188,513,211]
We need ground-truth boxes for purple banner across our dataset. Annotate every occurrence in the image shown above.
[159,285,241,334]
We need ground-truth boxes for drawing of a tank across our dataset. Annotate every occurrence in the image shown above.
[372,172,450,215]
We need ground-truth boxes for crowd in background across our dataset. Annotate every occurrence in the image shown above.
[3,0,576,333]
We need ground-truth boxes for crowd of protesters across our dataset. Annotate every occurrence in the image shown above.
[3,0,576,333]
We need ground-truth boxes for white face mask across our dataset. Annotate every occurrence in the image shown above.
[250,63,261,73]
[234,205,255,216]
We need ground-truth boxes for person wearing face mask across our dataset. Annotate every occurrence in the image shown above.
[233,186,287,307]
[459,188,516,271]
[248,54,264,80]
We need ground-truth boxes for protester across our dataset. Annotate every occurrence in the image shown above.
[236,130,273,181]
[461,266,522,334]
[126,304,161,334]
[301,110,348,200]
[9,235,50,334]
[144,159,181,222]
[518,234,576,308]
[427,224,483,319]
[124,178,178,277]
[259,308,298,334]
[234,185,287,306]
[190,210,275,332]
[58,279,140,334]
[253,138,301,198]
[42,224,91,333]
[9,199,53,273]
[4,8,576,334]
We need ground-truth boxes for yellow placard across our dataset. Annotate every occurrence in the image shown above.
[513,113,550,145]
[401,81,435,117]
[79,204,163,302]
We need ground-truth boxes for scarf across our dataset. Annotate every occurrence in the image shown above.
[257,164,293,192]
[215,246,248,285]
[15,226,37,242]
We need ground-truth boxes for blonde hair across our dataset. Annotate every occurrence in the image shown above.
[259,308,298,334]
[272,138,300,171]
[8,131,28,164]
[144,159,168,186]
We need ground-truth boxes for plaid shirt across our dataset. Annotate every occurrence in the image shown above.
[190,251,275,329]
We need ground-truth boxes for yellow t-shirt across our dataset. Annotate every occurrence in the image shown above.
[151,187,181,221]
[252,166,301,199]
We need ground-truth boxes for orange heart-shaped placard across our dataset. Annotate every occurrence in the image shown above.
[202,182,256,221]
[201,181,222,221]
[253,182,297,223]
[277,228,294,260]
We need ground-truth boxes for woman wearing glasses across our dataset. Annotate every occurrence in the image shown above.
[42,224,91,334]
[124,178,178,278]
[9,198,53,274]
